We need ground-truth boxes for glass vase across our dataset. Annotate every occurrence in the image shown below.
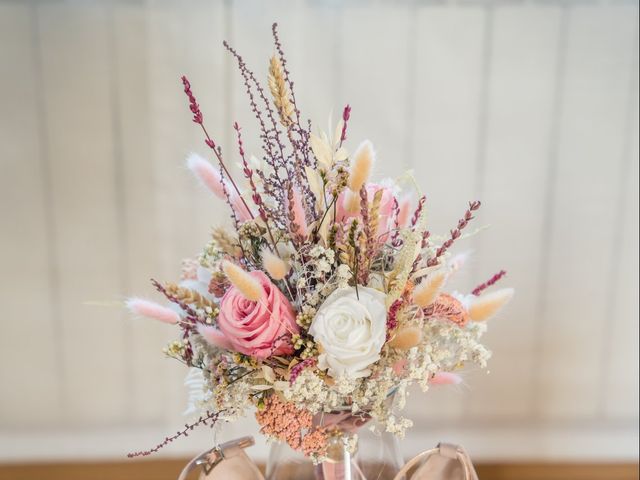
[265,408,403,480]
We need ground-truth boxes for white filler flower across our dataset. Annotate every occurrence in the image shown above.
[309,286,387,378]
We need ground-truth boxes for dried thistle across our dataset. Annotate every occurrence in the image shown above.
[268,55,295,127]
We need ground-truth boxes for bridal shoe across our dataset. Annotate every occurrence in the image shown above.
[178,437,478,480]
[392,443,479,480]
[177,436,265,480]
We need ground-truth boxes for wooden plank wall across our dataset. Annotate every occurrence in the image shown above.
[0,0,637,463]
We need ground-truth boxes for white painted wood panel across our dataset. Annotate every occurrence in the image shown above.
[464,5,563,420]
[407,4,488,422]
[35,2,129,425]
[0,2,62,427]
[537,5,638,419]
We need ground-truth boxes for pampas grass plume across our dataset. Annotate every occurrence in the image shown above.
[347,140,374,192]
[413,271,446,307]
[389,326,423,350]
[222,260,264,302]
[261,248,290,280]
[126,298,179,324]
[468,287,514,321]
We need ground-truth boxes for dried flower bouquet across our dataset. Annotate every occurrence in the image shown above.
[127,24,513,462]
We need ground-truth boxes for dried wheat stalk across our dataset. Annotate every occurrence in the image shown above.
[268,55,294,127]
[165,283,216,310]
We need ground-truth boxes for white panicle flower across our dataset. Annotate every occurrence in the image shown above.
[309,286,387,378]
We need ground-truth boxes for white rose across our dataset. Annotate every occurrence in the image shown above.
[309,287,387,378]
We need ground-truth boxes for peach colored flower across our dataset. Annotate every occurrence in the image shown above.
[217,271,298,358]
[423,293,470,327]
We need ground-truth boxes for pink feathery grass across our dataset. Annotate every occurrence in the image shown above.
[187,153,252,221]
[288,186,309,237]
[397,195,412,228]
[187,153,226,198]
[126,298,180,325]
[197,324,234,351]
[429,372,463,386]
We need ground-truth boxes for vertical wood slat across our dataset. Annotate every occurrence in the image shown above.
[339,2,414,180]
[34,2,129,425]
[0,1,62,427]
[110,1,167,424]
[407,5,488,422]
[537,5,638,419]
[602,16,639,420]
[146,0,228,426]
[464,5,564,419]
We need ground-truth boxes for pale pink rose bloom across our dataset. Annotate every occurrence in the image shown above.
[337,183,395,240]
[217,271,298,359]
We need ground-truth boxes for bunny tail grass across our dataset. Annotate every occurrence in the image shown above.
[261,247,290,280]
[347,140,374,192]
[126,298,180,324]
[468,288,514,321]
[413,271,447,308]
[222,260,265,302]
[429,372,463,386]
[197,324,234,350]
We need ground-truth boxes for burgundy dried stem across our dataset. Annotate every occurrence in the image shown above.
[339,104,351,147]
[289,358,317,385]
[386,298,403,340]
[472,269,507,296]
[390,197,402,247]
[234,122,271,227]
[411,195,427,228]
[127,411,221,458]
[427,201,481,267]
[181,76,254,221]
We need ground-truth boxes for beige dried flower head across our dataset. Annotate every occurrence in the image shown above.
[347,140,374,192]
[261,247,290,280]
[211,227,242,258]
[468,288,514,321]
[412,271,446,308]
[388,325,423,350]
[222,260,264,302]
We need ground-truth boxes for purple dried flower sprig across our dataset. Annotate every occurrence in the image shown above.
[180,76,254,223]
[427,201,481,267]
[127,411,222,458]
[472,269,507,296]
[289,358,317,385]
[340,104,352,145]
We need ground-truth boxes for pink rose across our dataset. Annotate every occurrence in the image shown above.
[217,271,298,359]
[337,183,395,240]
